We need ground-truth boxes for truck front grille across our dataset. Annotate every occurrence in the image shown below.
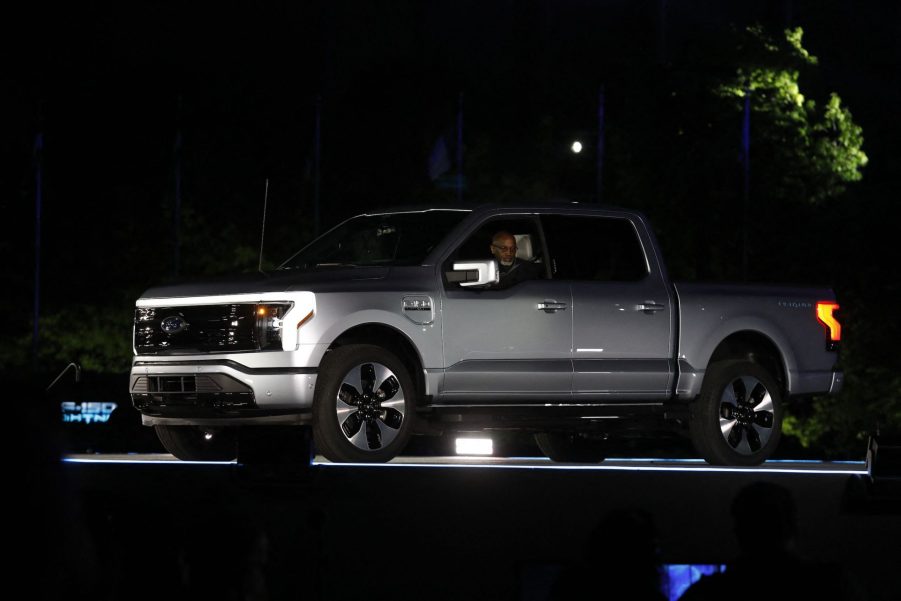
[134,304,258,355]
[130,374,256,411]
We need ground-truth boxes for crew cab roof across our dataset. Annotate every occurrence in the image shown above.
[361,199,634,215]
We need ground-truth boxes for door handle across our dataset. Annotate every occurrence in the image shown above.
[537,301,568,313]
[635,302,665,314]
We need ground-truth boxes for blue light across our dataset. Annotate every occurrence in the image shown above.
[61,401,118,424]
[663,564,727,600]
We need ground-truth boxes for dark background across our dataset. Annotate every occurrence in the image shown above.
[2,0,899,456]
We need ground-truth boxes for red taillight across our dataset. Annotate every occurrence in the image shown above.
[816,302,841,346]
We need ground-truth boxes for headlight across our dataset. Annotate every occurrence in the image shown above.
[255,303,293,350]
[136,308,156,321]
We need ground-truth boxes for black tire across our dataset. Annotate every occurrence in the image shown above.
[534,432,606,463]
[312,344,416,463]
[689,360,783,466]
[154,425,238,461]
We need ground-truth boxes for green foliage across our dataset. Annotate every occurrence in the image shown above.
[178,205,261,275]
[813,94,868,185]
[784,368,901,459]
[783,286,901,457]
[716,26,867,206]
[2,304,134,377]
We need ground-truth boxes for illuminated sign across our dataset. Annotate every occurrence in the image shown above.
[61,402,118,424]
[455,437,493,456]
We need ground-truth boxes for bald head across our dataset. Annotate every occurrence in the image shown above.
[490,231,517,266]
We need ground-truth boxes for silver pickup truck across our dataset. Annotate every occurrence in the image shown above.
[130,203,843,465]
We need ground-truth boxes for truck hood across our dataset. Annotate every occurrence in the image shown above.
[139,267,390,299]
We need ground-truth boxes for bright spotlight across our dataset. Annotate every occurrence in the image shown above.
[571,141,583,153]
[455,438,493,456]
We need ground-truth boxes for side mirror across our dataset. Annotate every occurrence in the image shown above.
[446,260,499,287]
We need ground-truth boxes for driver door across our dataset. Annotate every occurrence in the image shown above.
[438,215,573,403]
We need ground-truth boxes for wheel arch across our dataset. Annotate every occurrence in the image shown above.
[326,323,427,404]
[706,330,788,395]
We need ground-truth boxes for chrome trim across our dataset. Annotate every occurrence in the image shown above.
[142,414,308,427]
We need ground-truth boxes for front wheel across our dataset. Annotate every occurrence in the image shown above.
[534,432,606,463]
[689,360,783,466]
[154,425,238,461]
[312,344,416,463]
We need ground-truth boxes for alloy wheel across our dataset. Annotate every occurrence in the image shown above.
[335,362,405,452]
[718,375,775,455]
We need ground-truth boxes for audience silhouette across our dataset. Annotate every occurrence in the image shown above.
[679,480,868,601]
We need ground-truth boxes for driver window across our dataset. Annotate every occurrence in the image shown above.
[445,217,547,289]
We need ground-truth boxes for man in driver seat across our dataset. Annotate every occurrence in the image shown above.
[489,230,542,289]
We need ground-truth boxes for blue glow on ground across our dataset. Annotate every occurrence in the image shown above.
[309,461,868,475]
[63,457,235,466]
[62,455,867,474]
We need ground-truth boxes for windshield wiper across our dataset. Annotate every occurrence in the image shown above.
[276,261,364,271]
[314,262,360,268]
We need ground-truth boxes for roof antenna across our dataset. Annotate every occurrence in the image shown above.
[258,178,269,274]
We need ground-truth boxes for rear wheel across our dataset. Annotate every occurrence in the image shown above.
[312,344,416,463]
[534,432,606,463]
[154,425,238,461]
[689,360,783,466]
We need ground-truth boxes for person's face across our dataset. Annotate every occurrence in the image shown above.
[490,234,517,266]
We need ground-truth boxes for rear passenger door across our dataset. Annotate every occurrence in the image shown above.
[542,214,674,401]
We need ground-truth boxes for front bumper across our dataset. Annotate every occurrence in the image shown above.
[130,356,318,425]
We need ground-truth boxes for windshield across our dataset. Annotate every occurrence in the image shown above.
[278,209,470,270]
